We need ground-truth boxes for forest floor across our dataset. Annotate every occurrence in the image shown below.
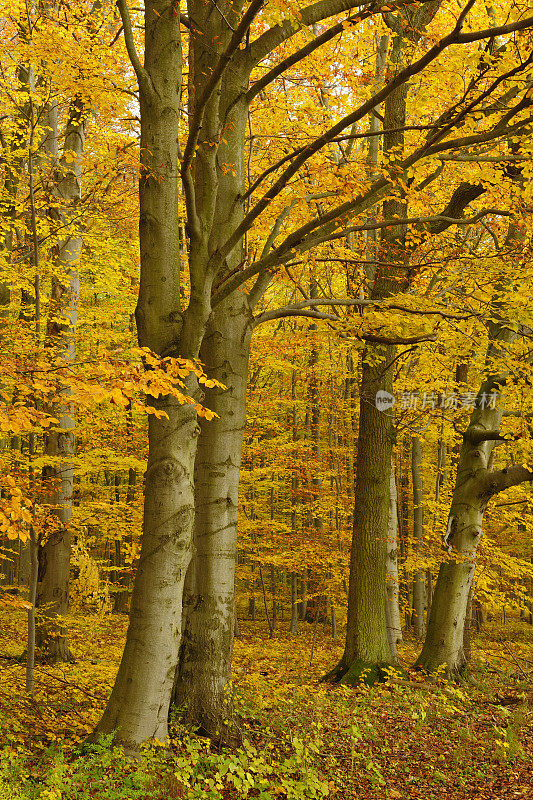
[0,606,531,799]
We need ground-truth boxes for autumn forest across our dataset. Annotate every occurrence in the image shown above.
[0,0,532,797]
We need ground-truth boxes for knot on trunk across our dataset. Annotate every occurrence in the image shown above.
[146,457,186,483]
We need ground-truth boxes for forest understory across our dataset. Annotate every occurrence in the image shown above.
[0,608,531,800]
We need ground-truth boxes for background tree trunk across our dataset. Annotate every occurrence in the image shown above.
[37,98,86,662]
[411,435,426,639]
[386,459,402,658]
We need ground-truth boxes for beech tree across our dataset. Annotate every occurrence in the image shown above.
[417,205,533,675]
[36,97,87,663]
[85,0,533,749]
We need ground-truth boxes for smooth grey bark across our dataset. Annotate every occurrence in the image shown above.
[92,1,210,751]
[417,214,532,675]
[411,435,426,639]
[172,297,252,737]
[170,0,254,736]
[37,99,86,662]
[386,459,402,658]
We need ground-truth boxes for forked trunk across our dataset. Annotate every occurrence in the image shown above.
[93,397,198,749]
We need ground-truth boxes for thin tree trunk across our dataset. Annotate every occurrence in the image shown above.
[411,436,426,639]
[386,459,402,657]
[289,368,299,634]
[26,525,38,693]
[233,601,240,639]
[462,580,474,663]
[290,573,299,634]
[37,97,86,662]
[113,467,136,614]
[330,602,337,639]
[299,569,308,621]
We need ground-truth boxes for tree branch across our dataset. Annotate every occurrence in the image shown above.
[213,92,532,306]
[246,9,365,103]
[253,308,341,327]
[116,0,152,97]
[214,1,533,268]
[256,296,477,322]
[362,331,437,344]
[248,0,436,66]
[483,465,533,497]
[310,206,508,244]
[241,117,529,288]
[212,196,500,306]
[464,428,508,445]
[181,0,264,177]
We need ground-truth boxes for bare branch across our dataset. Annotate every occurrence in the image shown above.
[253,296,474,327]
[439,154,526,162]
[312,207,510,244]
[253,308,341,327]
[455,14,533,43]
[362,331,437,344]
[464,428,508,445]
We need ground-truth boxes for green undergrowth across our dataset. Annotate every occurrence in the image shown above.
[0,730,331,800]
[0,609,531,799]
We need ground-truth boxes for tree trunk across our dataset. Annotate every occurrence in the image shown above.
[113,467,136,614]
[37,98,86,662]
[172,298,252,737]
[325,339,397,686]
[386,459,402,658]
[325,4,444,683]
[299,569,308,621]
[326,25,408,685]
[91,1,208,751]
[462,580,474,663]
[289,369,299,635]
[92,397,198,749]
[417,212,529,675]
[411,435,426,639]
[290,573,299,634]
